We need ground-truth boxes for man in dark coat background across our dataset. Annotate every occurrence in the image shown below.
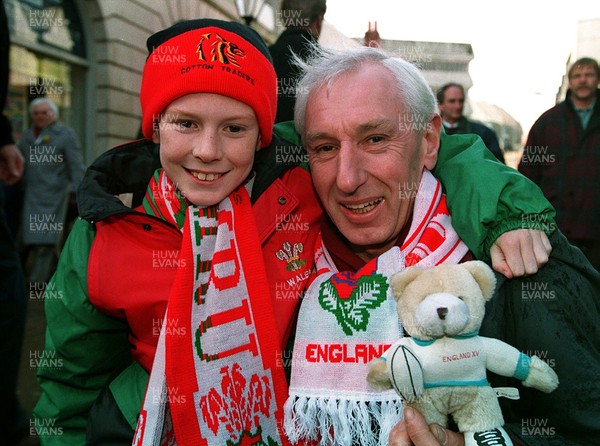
[519,57,600,271]
[437,82,505,163]
[0,0,28,444]
[268,0,326,123]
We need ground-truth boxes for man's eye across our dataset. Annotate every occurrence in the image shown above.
[367,135,385,144]
[313,145,335,153]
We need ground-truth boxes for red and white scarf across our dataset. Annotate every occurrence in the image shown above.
[283,171,468,445]
[133,169,290,446]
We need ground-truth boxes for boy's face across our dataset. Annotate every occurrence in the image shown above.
[153,93,261,206]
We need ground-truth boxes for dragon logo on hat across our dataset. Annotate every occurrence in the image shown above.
[197,32,246,67]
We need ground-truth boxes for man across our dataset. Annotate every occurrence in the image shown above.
[285,46,599,445]
[437,83,505,163]
[19,97,85,285]
[268,0,326,123]
[520,57,600,271]
[0,0,27,443]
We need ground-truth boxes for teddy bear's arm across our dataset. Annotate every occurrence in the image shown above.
[481,337,530,379]
[367,357,391,391]
[482,337,559,393]
[366,339,412,391]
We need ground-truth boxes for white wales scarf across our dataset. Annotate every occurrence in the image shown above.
[133,169,290,446]
[283,171,469,445]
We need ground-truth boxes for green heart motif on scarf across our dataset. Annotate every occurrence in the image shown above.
[318,264,389,336]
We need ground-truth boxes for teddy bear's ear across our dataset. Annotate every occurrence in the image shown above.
[461,260,497,300]
[390,265,424,301]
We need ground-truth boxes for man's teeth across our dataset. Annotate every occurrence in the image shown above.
[192,171,221,181]
[344,198,382,214]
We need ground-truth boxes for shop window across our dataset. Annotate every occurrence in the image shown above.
[4,0,86,140]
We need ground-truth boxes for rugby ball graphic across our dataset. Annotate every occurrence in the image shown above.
[386,344,424,402]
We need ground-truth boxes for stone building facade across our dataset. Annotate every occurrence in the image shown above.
[5,0,279,163]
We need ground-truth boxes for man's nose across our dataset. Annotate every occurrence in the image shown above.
[335,142,367,194]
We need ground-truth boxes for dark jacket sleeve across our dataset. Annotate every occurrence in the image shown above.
[33,219,131,445]
[0,0,14,146]
[480,230,600,445]
[432,131,555,260]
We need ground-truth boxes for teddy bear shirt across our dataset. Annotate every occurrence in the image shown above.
[383,334,531,387]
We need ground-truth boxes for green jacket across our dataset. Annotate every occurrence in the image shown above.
[33,126,556,445]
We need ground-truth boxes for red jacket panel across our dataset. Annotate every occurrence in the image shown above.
[87,166,322,372]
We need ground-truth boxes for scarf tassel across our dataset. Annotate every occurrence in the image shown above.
[283,395,404,446]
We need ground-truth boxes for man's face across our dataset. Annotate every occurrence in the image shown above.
[437,86,464,124]
[303,64,440,261]
[568,64,599,104]
[31,104,55,129]
[153,93,260,206]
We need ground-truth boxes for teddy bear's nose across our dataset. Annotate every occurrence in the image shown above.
[437,307,448,320]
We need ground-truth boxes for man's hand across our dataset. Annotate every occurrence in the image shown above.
[389,407,464,446]
[0,143,24,185]
[490,229,552,279]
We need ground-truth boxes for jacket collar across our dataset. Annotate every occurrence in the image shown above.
[77,131,300,224]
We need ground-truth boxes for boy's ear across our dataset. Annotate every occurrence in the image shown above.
[152,128,160,144]
[256,133,262,152]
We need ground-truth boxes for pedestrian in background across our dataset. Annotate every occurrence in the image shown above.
[0,0,28,444]
[269,0,326,123]
[19,97,85,285]
[520,57,600,270]
[437,82,505,163]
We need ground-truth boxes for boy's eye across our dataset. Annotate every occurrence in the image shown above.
[225,125,243,133]
[178,120,194,129]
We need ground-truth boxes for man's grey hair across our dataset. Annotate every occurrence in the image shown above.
[281,0,326,25]
[29,97,59,119]
[293,44,437,137]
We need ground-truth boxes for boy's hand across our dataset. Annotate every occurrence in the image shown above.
[491,229,551,278]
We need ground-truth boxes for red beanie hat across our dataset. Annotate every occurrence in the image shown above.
[140,19,277,147]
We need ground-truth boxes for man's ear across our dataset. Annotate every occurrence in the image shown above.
[152,127,160,144]
[423,114,441,170]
